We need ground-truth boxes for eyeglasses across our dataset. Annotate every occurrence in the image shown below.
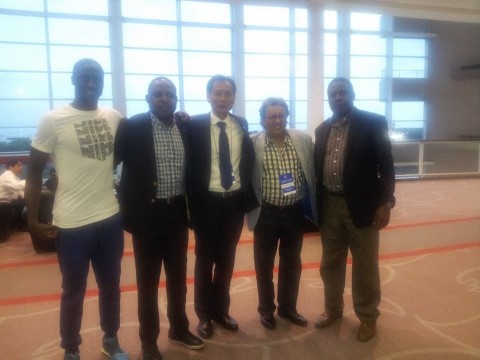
[265,115,287,121]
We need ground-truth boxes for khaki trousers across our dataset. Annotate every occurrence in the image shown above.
[319,191,381,321]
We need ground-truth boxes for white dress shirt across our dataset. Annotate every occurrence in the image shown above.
[208,112,242,192]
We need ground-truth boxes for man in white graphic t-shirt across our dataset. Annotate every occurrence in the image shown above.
[25,59,128,360]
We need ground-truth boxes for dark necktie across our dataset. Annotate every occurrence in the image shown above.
[217,121,233,190]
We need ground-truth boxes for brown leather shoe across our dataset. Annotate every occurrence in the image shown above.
[197,320,213,339]
[357,320,376,342]
[314,312,342,329]
[213,314,238,331]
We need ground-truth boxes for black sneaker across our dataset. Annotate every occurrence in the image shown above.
[142,344,162,360]
[168,330,205,350]
[64,352,80,360]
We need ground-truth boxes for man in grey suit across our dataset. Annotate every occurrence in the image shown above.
[247,97,317,330]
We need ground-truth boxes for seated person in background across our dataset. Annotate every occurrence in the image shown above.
[0,159,27,230]
[45,167,58,193]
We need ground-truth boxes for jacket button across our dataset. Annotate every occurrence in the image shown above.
[151,199,155,203]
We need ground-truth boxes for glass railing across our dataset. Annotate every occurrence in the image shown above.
[2,140,480,180]
[392,140,480,179]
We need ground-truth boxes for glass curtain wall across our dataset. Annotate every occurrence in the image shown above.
[324,10,427,139]
[0,0,430,152]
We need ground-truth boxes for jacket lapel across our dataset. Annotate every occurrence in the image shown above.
[137,113,157,182]
[317,119,332,171]
[344,111,360,163]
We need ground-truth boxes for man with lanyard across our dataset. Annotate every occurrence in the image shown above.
[247,97,317,330]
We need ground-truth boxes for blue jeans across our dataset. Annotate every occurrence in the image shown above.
[55,213,124,351]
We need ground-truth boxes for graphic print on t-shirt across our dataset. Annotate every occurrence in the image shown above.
[74,118,114,161]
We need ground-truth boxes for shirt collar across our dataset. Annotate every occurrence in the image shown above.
[265,131,291,146]
[151,112,175,128]
[332,107,355,126]
[210,112,231,127]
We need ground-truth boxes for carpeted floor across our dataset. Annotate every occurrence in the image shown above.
[0,178,479,360]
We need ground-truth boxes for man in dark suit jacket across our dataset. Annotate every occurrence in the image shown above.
[314,77,395,342]
[186,75,257,339]
[115,77,203,360]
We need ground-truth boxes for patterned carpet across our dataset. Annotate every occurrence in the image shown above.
[0,178,479,360]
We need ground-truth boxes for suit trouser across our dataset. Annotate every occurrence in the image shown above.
[319,192,381,321]
[253,201,304,316]
[56,213,124,351]
[193,191,244,321]
[132,198,189,345]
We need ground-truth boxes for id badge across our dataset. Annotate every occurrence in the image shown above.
[279,173,296,196]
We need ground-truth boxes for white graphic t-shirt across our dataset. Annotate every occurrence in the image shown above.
[32,104,121,228]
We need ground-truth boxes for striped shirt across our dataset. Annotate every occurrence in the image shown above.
[262,134,305,207]
[322,111,352,194]
[151,113,185,198]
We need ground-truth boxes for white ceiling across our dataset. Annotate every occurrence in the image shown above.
[304,0,480,23]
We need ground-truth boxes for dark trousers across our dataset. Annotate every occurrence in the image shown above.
[55,213,124,351]
[254,202,304,316]
[319,191,380,321]
[193,192,244,321]
[10,197,26,229]
[132,198,189,345]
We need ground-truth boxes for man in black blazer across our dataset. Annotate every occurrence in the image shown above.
[314,77,395,342]
[186,75,258,339]
[115,77,203,360]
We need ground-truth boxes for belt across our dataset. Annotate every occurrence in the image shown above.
[152,194,184,205]
[209,190,241,199]
[262,200,301,211]
[323,187,345,197]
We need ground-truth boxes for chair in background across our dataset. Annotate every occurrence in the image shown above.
[0,202,14,243]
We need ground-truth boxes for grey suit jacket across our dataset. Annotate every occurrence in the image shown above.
[246,129,318,231]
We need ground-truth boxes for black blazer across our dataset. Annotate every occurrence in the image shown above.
[114,112,189,234]
[314,108,396,228]
[186,113,258,226]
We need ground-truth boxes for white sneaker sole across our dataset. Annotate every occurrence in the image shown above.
[168,338,205,350]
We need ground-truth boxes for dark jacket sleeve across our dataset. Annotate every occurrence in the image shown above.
[235,116,258,213]
[372,114,396,207]
[342,110,396,227]
[114,113,157,234]
[114,118,128,168]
